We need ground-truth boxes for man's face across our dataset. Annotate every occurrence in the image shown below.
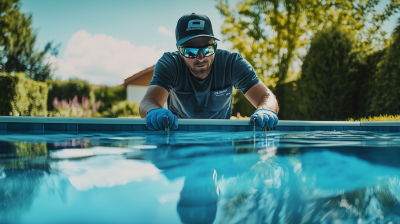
[179,37,215,80]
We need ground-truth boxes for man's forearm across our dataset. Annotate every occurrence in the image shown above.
[256,90,279,114]
[139,97,163,118]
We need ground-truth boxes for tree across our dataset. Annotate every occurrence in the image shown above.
[369,18,400,116]
[0,0,59,81]
[298,24,359,120]
[216,0,399,86]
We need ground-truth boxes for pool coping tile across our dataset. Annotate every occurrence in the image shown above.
[2,119,400,134]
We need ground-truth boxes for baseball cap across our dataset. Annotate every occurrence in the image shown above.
[175,13,220,46]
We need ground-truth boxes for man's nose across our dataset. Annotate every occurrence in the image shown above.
[196,50,205,60]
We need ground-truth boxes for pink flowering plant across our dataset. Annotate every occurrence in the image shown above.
[49,95,101,117]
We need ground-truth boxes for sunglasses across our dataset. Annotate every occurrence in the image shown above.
[178,43,217,59]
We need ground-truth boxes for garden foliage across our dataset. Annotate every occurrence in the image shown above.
[46,79,94,112]
[348,114,400,122]
[48,95,101,118]
[93,86,126,113]
[0,72,48,116]
[100,101,139,118]
[219,0,399,120]
[217,0,398,92]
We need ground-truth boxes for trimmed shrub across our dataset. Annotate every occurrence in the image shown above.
[101,101,139,118]
[298,24,360,120]
[47,79,94,111]
[94,86,126,113]
[0,73,48,116]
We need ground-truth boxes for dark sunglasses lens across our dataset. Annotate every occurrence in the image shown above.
[184,48,199,58]
[203,45,215,57]
[179,44,216,58]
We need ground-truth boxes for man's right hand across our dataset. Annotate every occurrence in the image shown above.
[146,108,178,130]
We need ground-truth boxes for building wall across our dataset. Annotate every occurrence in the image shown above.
[127,85,167,108]
[127,85,148,103]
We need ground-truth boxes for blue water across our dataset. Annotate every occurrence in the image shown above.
[1,131,400,223]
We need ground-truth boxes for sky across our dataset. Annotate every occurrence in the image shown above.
[20,0,399,85]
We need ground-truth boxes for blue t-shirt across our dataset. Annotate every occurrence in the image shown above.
[150,49,260,119]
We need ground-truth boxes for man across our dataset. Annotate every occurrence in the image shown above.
[139,13,279,130]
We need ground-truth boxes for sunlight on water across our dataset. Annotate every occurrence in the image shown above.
[1,131,400,223]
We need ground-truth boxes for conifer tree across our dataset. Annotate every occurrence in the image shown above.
[370,18,400,116]
[299,25,359,120]
[0,0,58,81]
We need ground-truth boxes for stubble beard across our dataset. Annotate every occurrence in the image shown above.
[189,60,214,78]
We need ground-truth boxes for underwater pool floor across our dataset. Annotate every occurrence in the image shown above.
[1,131,400,224]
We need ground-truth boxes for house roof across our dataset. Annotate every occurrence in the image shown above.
[123,65,155,86]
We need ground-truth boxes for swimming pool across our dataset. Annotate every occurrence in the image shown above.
[1,123,400,223]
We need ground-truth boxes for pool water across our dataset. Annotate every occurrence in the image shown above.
[1,131,400,223]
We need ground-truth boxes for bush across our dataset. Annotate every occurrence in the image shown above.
[369,18,400,116]
[101,101,139,118]
[93,86,126,113]
[0,72,48,116]
[48,96,101,117]
[47,79,94,111]
[298,24,360,120]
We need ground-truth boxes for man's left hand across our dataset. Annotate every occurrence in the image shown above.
[249,109,279,128]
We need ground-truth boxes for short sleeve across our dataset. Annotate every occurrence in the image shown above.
[149,53,176,92]
[231,54,260,94]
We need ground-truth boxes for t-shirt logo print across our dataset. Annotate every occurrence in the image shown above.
[214,89,229,96]
[186,20,205,31]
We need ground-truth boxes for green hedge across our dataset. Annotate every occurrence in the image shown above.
[47,79,94,111]
[0,73,48,116]
[94,86,126,113]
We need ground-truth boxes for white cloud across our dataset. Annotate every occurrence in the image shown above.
[48,30,166,85]
[157,26,173,37]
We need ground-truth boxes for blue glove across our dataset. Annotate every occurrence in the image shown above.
[249,109,278,128]
[146,109,178,130]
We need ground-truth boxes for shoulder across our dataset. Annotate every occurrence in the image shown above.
[157,51,181,65]
[215,49,242,59]
[215,49,246,65]
[215,49,251,70]
[155,51,183,72]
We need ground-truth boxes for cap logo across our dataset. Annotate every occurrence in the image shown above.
[186,20,205,31]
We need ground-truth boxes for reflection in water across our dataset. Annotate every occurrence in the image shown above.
[0,141,50,223]
[0,169,44,222]
[177,170,219,224]
[1,131,400,223]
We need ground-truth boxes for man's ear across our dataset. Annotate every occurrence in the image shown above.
[177,46,183,58]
